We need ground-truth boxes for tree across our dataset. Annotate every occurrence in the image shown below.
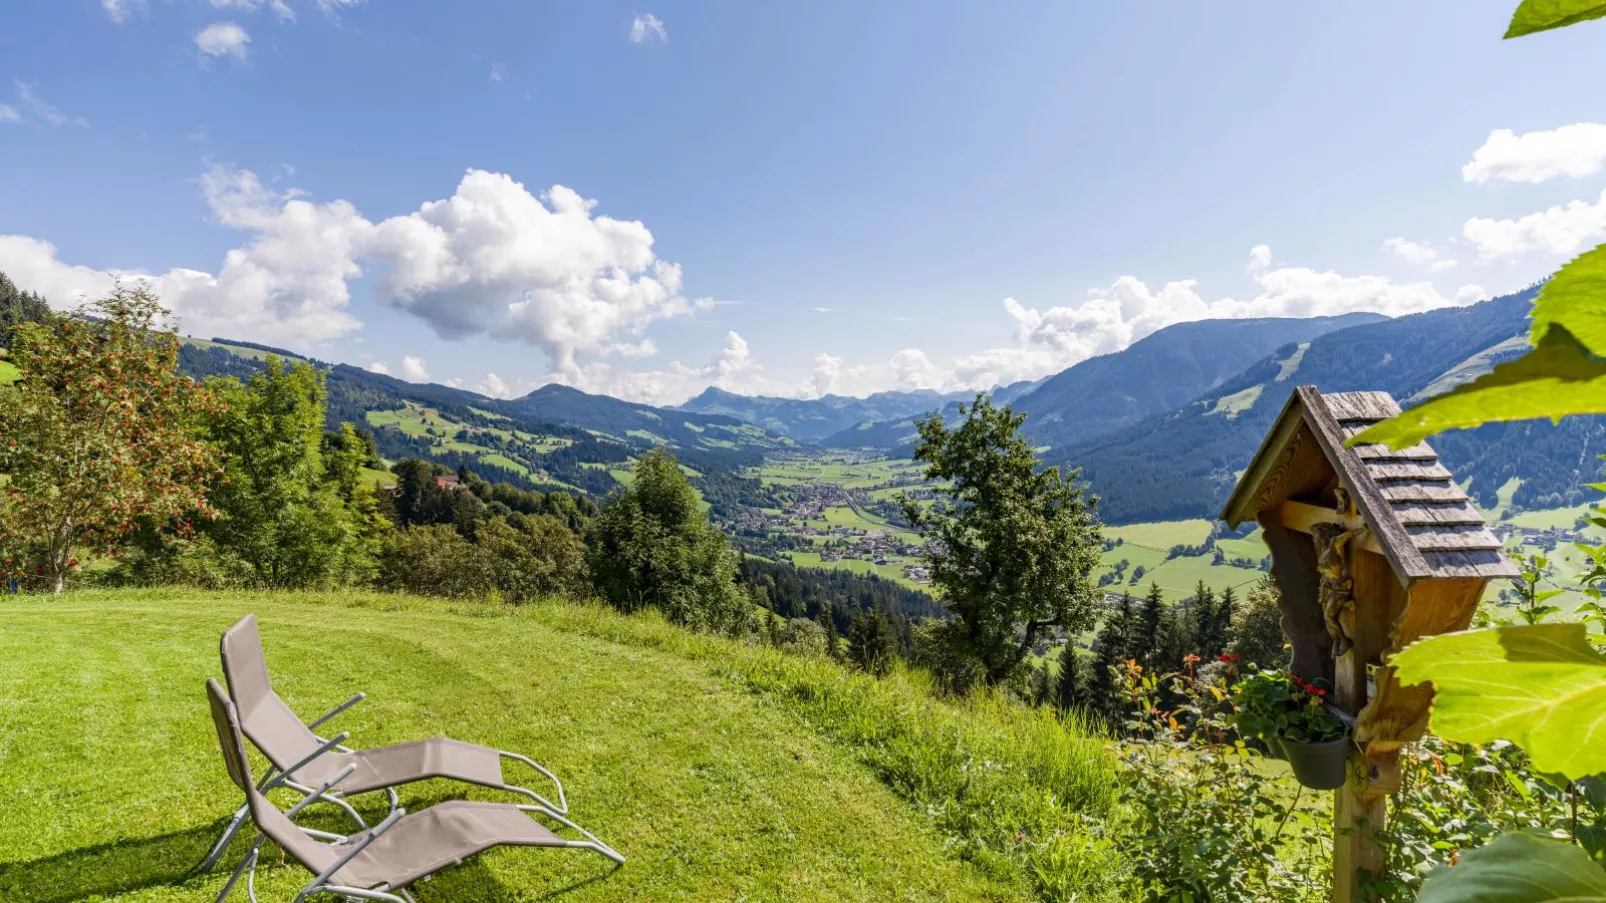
[848,610,899,675]
[202,358,371,587]
[1190,581,1226,660]
[904,395,1103,684]
[0,271,50,352]
[1138,583,1165,664]
[1088,595,1135,718]
[1230,573,1289,670]
[586,447,747,633]
[0,286,221,593]
[1055,642,1090,712]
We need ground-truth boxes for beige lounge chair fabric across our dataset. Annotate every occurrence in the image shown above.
[330,800,566,888]
[219,614,518,799]
[205,679,618,898]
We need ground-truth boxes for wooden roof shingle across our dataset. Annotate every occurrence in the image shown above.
[1221,386,1518,583]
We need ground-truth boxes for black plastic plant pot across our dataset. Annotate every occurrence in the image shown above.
[1282,736,1349,790]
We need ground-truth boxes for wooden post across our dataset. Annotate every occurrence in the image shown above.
[1332,645,1383,903]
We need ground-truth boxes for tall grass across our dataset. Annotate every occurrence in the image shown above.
[488,597,1130,900]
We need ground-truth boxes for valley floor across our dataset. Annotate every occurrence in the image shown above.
[0,590,1031,902]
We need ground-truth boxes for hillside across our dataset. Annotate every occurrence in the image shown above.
[1011,312,1385,449]
[1057,285,1606,523]
[178,340,790,502]
[819,313,1382,452]
[679,386,971,443]
[0,589,1118,902]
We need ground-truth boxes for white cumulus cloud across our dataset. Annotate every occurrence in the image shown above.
[0,165,713,368]
[1463,188,1606,259]
[1463,123,1606,184]
[366,361,391,375]
[365,170,711,382]
[629,13,667,44]
[196,22,251,61]
[401,355,429,382]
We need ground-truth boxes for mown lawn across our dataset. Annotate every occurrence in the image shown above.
[0,356,19,385]
[0,590,1036,902]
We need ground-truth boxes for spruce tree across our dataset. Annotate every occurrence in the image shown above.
[1089,595,1134,717]
[1215,586,1238,659]
[1055,642,1088,712]
[1230,574,1289,669]
[1191,581,1222,659]
[1138,582,1164,664]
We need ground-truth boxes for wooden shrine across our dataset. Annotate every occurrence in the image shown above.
[1220,386,1517,903]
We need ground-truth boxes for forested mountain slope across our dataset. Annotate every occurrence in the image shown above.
[1056,286,1601,523]
[818,313,1382,451]
[679,387,972,442]
[1012,312,1384,449]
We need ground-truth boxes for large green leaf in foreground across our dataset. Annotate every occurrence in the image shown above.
[1349,325,1606,449]
[1418,832,1606,902]
[1392,623,1606,781]
[1506,0,1606,38]
[1350,245,1606,449]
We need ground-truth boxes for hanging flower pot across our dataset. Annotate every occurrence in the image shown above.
[1227,669,1349,788]
[1282,735,1350,790]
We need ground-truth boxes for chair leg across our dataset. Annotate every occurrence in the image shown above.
[214,837,261,903]
[199,803,251,873]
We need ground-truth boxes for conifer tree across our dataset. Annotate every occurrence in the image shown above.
[1138,582,1164,664]
[1056,642,1089,712]
[1230,574,1289,669]
[1191,581,1223,659]
[1089,595,1134,717]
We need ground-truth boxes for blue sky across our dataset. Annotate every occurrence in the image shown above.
[3,1,1605,403]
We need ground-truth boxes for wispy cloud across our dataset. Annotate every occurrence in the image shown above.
[0,105,19,124]
[13,82,88,127]
[628,12,667,44]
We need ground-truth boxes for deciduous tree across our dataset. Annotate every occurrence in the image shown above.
[905,395,1103,684]
[0,285,221,593]
[586,447,747,632]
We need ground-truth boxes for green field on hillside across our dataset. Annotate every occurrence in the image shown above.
[754,455,924,489]
[0,590,1108,902]
[0,357,18,385]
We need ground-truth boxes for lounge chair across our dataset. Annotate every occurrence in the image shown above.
[200,614,571,873]
[204,678,623,903]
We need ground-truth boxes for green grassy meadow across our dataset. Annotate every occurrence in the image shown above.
[0,356,18,385]
[0,590,1122,902]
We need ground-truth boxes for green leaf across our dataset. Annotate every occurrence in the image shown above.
[1349,325,1606,449]
[1506,0,1606,38]
[1419,832,1606,902]
[1532,245,1606,355]
[1392,623,1606,781]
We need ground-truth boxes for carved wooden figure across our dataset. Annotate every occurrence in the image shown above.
[1221,386,1516,903]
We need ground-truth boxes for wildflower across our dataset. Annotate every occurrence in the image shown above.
[1219,653,1239,663]
[1182,653,1201,664]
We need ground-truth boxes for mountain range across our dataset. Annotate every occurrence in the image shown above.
[175,282,1595,526]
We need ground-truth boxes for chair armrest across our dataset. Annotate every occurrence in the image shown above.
[286,763,359,819]
[307,808,405,890]
[308,692,366,731]
[262,731,350,791]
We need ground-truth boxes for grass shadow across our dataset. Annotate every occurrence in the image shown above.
[0,818,231,903]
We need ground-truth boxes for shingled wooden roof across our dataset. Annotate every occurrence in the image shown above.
[1221,386,1518,584]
